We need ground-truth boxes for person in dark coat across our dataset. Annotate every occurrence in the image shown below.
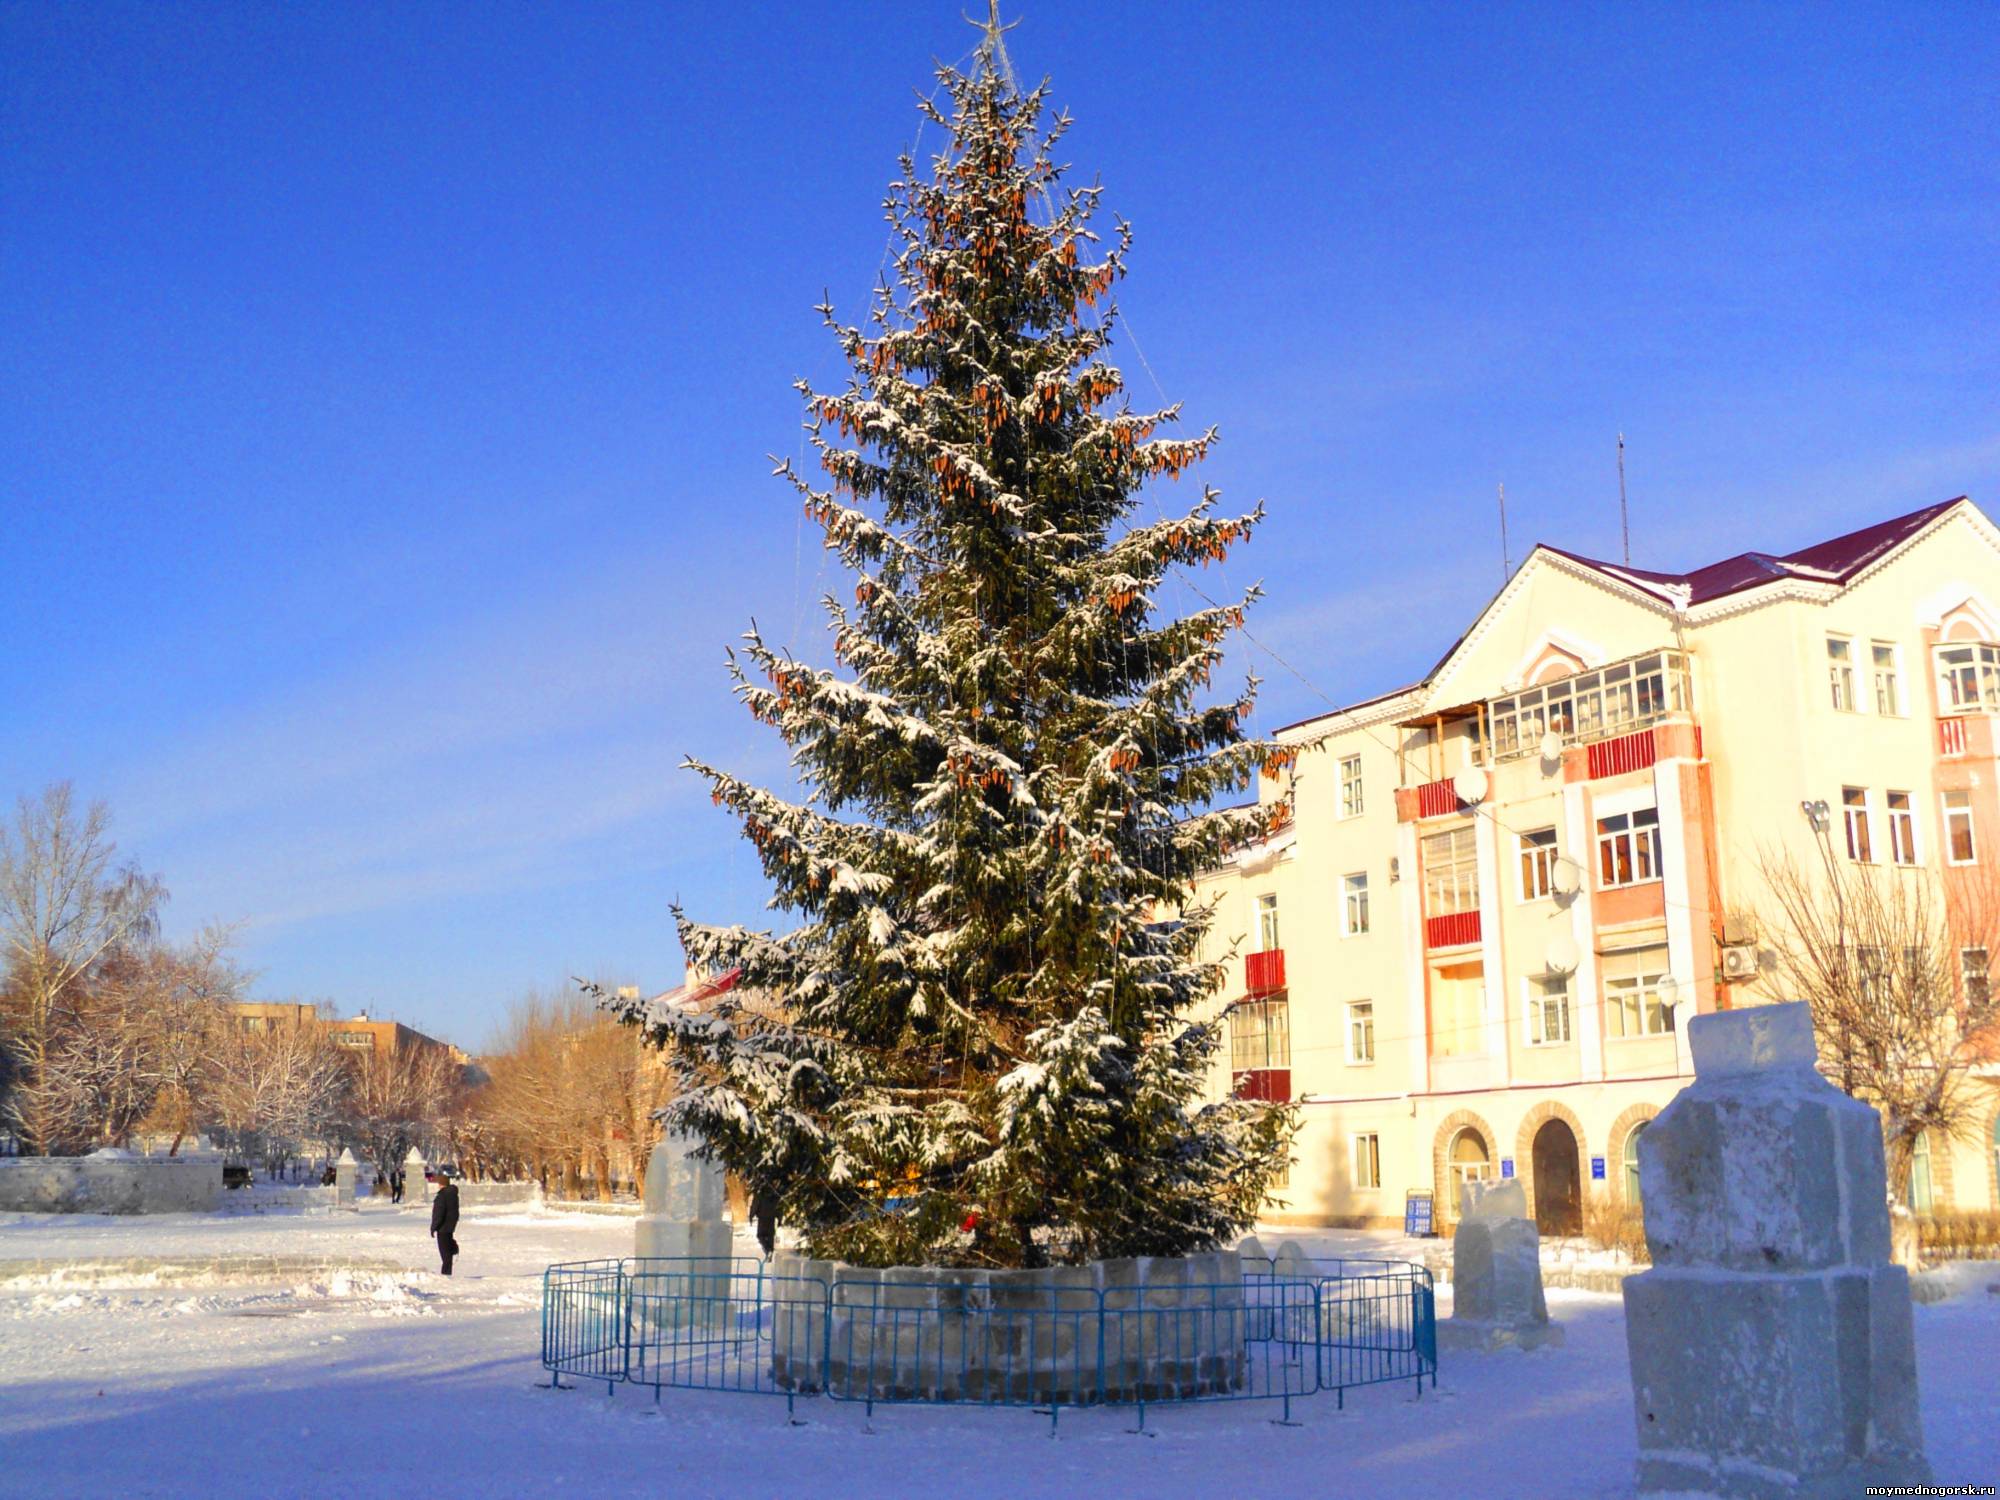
[429,1174,460,1275]
[750,1185,778,1259]
[390,1168,404,1204]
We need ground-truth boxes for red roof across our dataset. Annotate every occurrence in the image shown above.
[1542,497,1968,607]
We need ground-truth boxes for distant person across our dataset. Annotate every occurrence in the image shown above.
[751,1185,778,1259]
[391,1168,404,1205]
[429,1172,460,1275]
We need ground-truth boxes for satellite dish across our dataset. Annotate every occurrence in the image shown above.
[1539,731,1564,764]
[1452,766,1487,805]
[1545,934,1580,975]
[1655,974,1680,1007]
[1551,856,1583,898]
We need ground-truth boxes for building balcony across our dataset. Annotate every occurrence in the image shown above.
[1941,717,1969,757]
[1488,649,1691,762]
[1586,727,1659,779]
[1244,948,1286,998]
[1231,1067,1291,1103]
[1425,909,1482,950]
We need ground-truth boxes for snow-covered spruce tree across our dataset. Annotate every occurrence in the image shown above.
[603,52,1296,1269]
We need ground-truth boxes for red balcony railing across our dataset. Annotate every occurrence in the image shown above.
[1940,718,1967,757]
[1414,778,1464,818]
[1245,948,1286,997]
[1587,728,1657,780]
[1425,910,1481,950]
[1232,1067,1291,1103]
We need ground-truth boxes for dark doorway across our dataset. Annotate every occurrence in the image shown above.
[1532,1119,1582,1236]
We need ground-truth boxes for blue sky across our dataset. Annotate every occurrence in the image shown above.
[3,2,1994,1049]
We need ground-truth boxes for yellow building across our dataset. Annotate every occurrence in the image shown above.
[1200,496,2000,1229]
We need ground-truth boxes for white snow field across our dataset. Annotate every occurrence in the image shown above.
[2,1205,1993,1499]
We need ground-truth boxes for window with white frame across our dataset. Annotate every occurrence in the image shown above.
[1832,636,1856,712]
[1423,825,1479,914]
[1943,790,1978,864]
[1518,827,1558,901]
[1962,947,1989,1009]
[1827,636,1856,712]
[1342,872,1370,935]
[1339,754,1364,819]
[1351,1132,1382,1190]
[1347,1000,1375,1064]
[1257,891,1280,951]
[1872,642,1902,716]
[1936,642,2000,713]
[1887,791,1918,866]
[1843,787,1874,863]
[1526,973,1572,1045]
[1604,944,1675,1038]
[1596,807,1661,887]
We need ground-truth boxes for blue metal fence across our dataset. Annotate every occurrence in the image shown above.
[541,1253,1436,1427]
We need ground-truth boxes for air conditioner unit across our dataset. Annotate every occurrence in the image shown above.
[1719,944,1759,981]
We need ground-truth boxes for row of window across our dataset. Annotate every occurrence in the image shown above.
[1827,635,2000,718]
[1842,786,1978,866]
[1489,651,1690,761]
[1229,942,1674,1079]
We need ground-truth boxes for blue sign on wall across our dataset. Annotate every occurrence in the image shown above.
[1591,1156,1607,1180]
[1404,1192,1435,1237]
[1499,1158,1515,1179]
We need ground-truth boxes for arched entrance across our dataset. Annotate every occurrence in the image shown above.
[1447,1128,1491,1215]
[1532,1118,1582,1236]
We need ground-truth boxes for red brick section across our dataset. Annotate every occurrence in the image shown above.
[1244,948,1286,997]
[1425,910,1481,950]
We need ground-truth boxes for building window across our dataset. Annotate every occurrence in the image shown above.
[1604,944,1674,1038]
[1908,1132,1934,1215]
[1623,1122,1648,1209]
[1518,827,1558,901]
[1943,790,1978,864]
[1347,1000,1375,1064]
[1596,807,1661,888]
[1843,787,1874,863]
[1431,959,1486,1057]
[1447,1128,1491,1214]
[1827,636,1855,711]
[1339,755,1364,819]
[1229,997,1289,1072]
[1487,650,1690,760]
[1887,791,1918,866]
[1257,892,1280,952]
[1872,642,1902,716]
[1962,947,1990,1009]
[334,1031,374,1049]
[1526,973,1571,1045]
[1423,825,1479,915]
[1936,642,2000,713]
[1352,1132,1382,1190]
[1342,873,1370,936]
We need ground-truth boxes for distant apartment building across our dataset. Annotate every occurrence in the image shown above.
[224,1002,463,1064]
[1198,497,2000,1230]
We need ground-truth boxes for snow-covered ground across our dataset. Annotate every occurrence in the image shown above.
[2,1206,1993,1499]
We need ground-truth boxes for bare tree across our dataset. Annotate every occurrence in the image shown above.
[339,1041,459,1181]
[205,1019,350,1176]
[0,785,164,1153]
[1757,849,2000,1220]
[469,987,667,1199]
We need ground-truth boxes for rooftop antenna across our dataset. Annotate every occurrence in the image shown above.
[1498,481,1511,584]
[966,0,1022,90]
[1617,431,1630,565]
